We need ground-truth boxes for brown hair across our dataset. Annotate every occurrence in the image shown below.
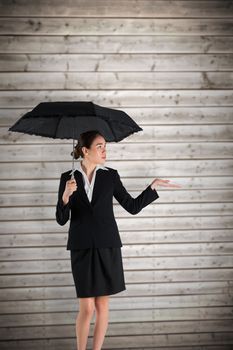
[71,130,105,159]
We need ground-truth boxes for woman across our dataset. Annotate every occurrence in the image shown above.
[56,130,181,350]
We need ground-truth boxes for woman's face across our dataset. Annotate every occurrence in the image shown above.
[82,135,106,165]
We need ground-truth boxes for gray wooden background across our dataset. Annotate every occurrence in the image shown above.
[0,0,233,349]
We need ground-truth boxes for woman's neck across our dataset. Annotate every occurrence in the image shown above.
[81,159,97,177]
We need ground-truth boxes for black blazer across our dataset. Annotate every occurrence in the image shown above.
[56,167,159,250]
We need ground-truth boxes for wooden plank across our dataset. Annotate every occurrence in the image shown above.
[1,243,233,261]
[0,320,232,340]
[1,53,233,72]
[0,342,232,350]
[1,268,233,288]
[1,90,232,108]
[0,36,232,54]
[0,159,232,178]
[3,334,233,350]
[1,189,233,207]
[1,216,232,235]
[0,191,233,221]
[1,72,233,90]
[0,331,232,349]
[0,332,232,350]
[0,307,232,327]
[0,1,232,18]
[0,177,233,193]
[0,336,230,350]
[2,107,233,126]
[0,202,233,221]
[1,281,233,301]
[1,255,233,275]
[1,294,233,314]
[0,322,154,339]
[1,18,233,36]
[1,230,233,249]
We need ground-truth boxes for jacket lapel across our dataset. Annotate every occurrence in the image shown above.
[91,169,103,206]
[73,169,104,208]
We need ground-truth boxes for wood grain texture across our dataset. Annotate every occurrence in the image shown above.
[1,90,233,107]
[0,1,233,18]
[1,18,233,35]
[1,54,233,72]
[1,72,233,89]
[1,35,232,53]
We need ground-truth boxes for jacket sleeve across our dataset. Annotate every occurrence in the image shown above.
[55,173,70,226]
[113,170,159,215]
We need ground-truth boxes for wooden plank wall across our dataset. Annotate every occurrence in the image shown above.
[0,0,233,349]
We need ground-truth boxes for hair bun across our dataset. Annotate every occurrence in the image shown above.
[71,143,82,159]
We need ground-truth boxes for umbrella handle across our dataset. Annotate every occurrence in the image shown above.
[71,137,75,179]
[71,121,75,179]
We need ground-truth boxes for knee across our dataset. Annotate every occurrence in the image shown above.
[78,299,95,318]
[95,296,109,313]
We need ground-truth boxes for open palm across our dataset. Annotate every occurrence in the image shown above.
[151,178,182,189]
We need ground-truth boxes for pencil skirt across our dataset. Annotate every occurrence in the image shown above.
[70,247,126,298]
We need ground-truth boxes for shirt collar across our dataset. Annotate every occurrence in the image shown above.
[69,161,109,176]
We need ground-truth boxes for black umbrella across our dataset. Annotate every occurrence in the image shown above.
[8,101,143,178]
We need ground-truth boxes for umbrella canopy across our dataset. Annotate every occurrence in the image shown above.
[8,101,143,178]
[9,101,142,142]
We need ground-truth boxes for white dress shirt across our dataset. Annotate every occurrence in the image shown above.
[70,161,109,202]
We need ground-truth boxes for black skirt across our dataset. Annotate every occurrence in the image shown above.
[70,247,126,298]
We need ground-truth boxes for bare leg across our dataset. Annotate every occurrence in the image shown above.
[92,295,109,350]
[76,297,95,350]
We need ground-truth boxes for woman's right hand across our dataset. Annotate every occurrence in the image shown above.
[62,178,77,205]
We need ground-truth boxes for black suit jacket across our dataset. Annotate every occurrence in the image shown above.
[56,167,159,250]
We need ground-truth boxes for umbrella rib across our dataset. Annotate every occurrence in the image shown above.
[54,115,63,138]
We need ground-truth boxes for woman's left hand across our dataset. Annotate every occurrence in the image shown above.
[150,178,182,190]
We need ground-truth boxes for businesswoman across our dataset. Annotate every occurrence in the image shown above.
[56,130,181,350]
